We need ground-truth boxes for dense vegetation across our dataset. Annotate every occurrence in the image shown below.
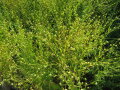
[0,0,120,90]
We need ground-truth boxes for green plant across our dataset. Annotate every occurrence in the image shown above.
[0,0,120,90]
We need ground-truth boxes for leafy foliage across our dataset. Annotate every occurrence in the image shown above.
[0,0,120,90]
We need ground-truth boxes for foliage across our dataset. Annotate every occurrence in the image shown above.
[0,0,120,90]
